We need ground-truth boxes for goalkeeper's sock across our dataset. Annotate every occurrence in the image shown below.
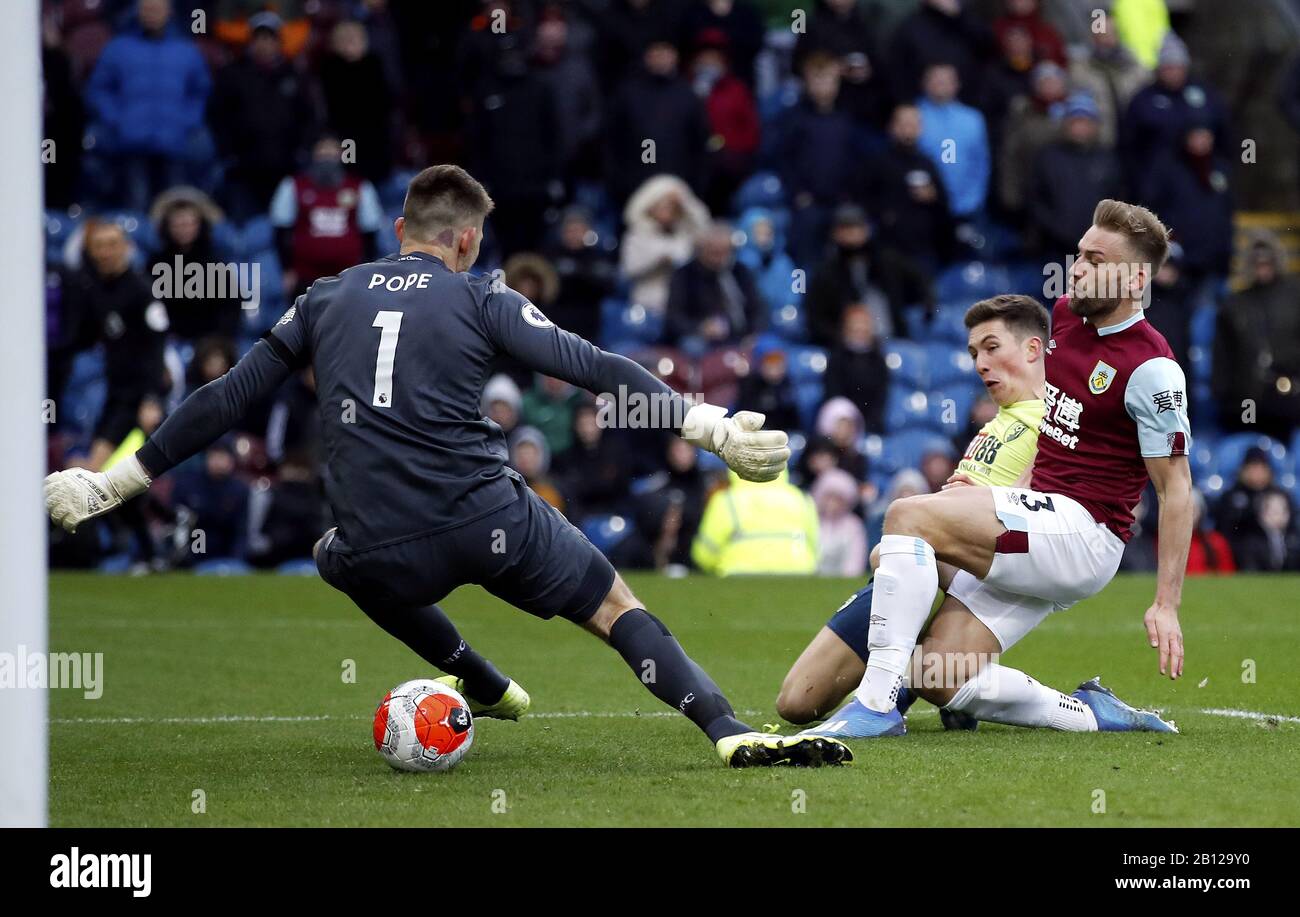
[856,534,938,712]
[608,608,750,743]
[358,600,509,705]
[946,663,1097,731]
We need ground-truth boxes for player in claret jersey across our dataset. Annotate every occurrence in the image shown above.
[807,200,1189,739]
[776,294,1047,729]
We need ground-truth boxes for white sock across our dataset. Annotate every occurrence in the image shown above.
[855,534,938,712]
[946,663,1097,731]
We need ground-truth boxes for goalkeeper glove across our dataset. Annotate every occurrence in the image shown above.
[45,456,152,533]
[681,403,790,483]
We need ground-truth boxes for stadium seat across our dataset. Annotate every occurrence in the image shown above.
[924,343,977,388]
[1189,304,1217,353]
[193,558,255,576]
[276,558,318,576]
[874,429,956,476]
[379,170,418,210]
[884,387,936,434]
[936,261,1012,302]
[784,343,829,384]
[599,298,662,347]
[579,514,634,557]
[902,304,928,340]
[927,383,983,434]
[770,302,806,341]
[1211,433,1289,484]
[240,216,274,255]
[883,340,928,390]
[926,303,970,346]
[210,219,242,260]
[44,210,82,264]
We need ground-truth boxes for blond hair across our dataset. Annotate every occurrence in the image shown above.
[1092,199,1172,271]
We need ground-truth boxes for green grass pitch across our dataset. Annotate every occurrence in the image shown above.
[48,571,1300,826]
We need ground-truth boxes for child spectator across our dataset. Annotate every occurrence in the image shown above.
[811,468,868,577]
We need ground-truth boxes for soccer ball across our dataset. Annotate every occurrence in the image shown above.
[373,678,474,772]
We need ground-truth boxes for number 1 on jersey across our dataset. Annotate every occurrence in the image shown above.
[372,310,403,407]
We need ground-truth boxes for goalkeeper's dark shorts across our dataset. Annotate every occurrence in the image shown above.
[315,476,615,623]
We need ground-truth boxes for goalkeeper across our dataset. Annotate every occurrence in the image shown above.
[46,165,850,769]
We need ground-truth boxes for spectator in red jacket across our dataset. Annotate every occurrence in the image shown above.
[993,0,1067,72]
[1182,489,1236,575]
[689,28,760,212]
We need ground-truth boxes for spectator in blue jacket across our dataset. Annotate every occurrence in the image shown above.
[735,207,799,325]
[84,0,211,212]
[915,61,990,221]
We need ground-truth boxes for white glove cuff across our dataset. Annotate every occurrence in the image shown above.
[104,455,152,502]
[681,403,728,450]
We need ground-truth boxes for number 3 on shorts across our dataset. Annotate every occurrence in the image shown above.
[372,310,403,408]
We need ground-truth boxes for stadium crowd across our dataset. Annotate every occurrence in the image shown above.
[43,0,1300,576]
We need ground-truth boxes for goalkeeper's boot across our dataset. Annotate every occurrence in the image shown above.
[797,695,906,740]
[434,676,530,721]
[716,731,853,768]
[1071,676,1178,733]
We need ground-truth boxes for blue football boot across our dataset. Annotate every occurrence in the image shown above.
[1072,676,1179,733]
[797,695,907,740]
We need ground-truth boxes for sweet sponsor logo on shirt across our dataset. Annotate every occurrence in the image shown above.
[276,305,297,326]
[1088,360,1117,395]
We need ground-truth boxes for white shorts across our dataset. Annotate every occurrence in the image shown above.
[945,487,1126,652]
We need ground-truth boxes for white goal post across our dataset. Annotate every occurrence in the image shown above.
[0,0,48,828]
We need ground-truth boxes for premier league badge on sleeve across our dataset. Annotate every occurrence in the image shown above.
[1088,360,1117,395]
[521,301,554,328]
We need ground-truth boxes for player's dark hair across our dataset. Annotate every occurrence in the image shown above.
[1092,198,1172,271]
[964,294,1050,342]
[402,165,495,243]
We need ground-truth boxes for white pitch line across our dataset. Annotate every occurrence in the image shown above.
[49,710,767,726]
[48,702,1289,728]
[1198,707,1300,725]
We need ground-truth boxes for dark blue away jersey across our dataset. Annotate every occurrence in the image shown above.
[139,251,686,552]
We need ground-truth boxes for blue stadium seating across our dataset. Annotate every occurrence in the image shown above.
[872,429,957,476]
[926,302,970,345]
[44,210,82,263]
[599,298,662,346]
[240,216,274,255]
[580,514,634,556]
[884,387,935,433]
[924,342,977,388]
[928,382,984,433]
[883,340,928,389]
[936,261,1013,302]
[770,301,806,341]
[193,558,255,576]
[276,558,318,576]
[1203,433,1290,497]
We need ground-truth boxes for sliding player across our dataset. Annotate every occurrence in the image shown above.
[806,200,1187,738]
[777,294,1047,728]
[45,165,852,768]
